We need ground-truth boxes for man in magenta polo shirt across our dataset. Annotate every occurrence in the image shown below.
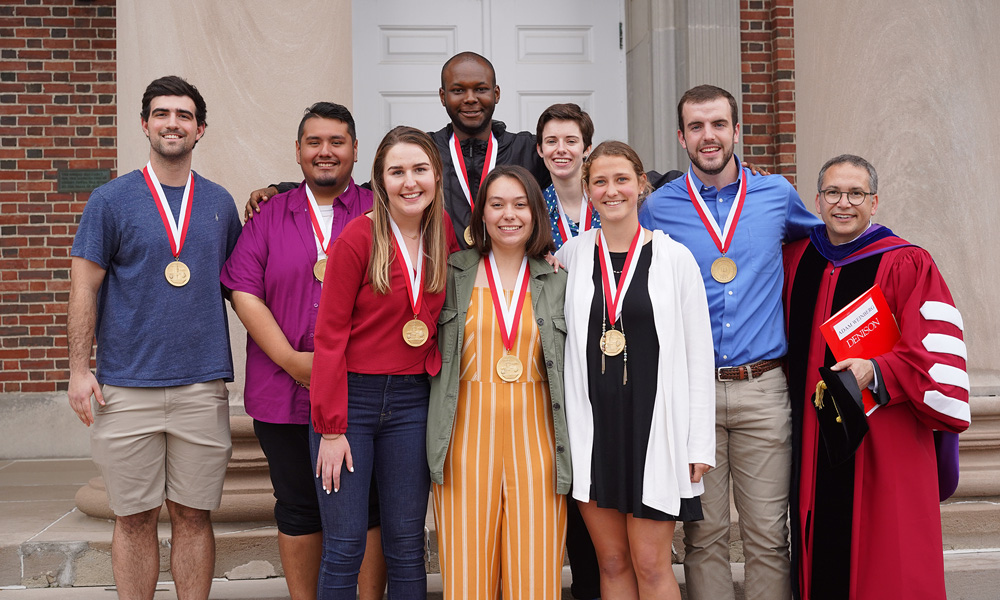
[221,102,382,600]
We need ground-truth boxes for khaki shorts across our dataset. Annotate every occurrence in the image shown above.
[91,380,232,516]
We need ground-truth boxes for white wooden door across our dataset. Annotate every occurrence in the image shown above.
[352,0,627,181]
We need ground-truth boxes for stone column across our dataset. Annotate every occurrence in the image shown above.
[942,395,1000,550]
[625,0,742,170]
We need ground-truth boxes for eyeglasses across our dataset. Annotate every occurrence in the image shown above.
[820,189,874,206]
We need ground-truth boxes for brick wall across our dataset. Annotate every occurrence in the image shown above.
[740,0,797,185]
[0,2,799,393]
[0,0,116,393]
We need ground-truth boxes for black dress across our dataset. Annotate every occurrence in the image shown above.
[585,242,703,521]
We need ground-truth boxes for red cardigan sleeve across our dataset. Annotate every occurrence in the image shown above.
[309,219,368,434]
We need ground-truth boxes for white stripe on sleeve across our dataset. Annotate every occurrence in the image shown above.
[922,333,967,360]
[928,363,970,391]
[923,390,971,424]
[920,301,964,331]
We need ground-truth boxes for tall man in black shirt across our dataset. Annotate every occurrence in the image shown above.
[429,51,549,247]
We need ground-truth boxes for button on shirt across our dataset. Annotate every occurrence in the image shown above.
[221,179,373,424]
[638,163,819,367]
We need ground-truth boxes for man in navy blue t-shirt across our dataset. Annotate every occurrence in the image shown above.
[68,75,241,600]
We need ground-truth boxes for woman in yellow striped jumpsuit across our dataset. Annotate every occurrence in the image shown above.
[428,165,570,599]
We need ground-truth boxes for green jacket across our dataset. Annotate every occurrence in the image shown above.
[427,249,571,494]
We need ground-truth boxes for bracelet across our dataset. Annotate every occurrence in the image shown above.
[321,433,342,441]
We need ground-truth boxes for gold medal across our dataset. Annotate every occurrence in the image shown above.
[600,329,626,356]
[496,354,523,382]
[711,256,737,283]
[402,318,429,347]
[164,260,190,287]
[464,225,474,246]
[313,258,327,282]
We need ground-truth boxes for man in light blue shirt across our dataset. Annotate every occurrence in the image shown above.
[639,84,819,600]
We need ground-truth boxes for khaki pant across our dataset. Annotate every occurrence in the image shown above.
[683,367,792,600]
[91,381,232,516]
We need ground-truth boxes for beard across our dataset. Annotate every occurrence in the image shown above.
[687,143,734,177]
[446,104,492,138]
[149,135,195,162]
[311,172,341,188]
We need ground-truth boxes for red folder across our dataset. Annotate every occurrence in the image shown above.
[819,284,900,415]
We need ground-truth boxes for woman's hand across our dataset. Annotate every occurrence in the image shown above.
[543,251,564,272]
[690,462,712,484]
[316,434,353,494]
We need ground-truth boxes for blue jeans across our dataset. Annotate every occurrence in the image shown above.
[310,373,430,600]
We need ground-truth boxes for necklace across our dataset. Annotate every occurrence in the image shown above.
[600,289,629,385]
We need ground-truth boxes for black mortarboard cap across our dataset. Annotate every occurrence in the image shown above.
[815,366,870,467]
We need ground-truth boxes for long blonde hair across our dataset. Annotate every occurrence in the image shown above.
[368,126,448,295]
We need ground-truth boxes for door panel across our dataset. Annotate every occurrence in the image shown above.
[353,0,626,179]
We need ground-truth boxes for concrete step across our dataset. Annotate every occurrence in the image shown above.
[3,458,999,598]
[3,555,999,600]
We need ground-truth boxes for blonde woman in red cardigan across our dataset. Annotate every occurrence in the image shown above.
[309,126,457,599]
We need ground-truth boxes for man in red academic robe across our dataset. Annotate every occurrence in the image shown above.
[782,154,970,600]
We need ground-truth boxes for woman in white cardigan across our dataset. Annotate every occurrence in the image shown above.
[556,141,715,599]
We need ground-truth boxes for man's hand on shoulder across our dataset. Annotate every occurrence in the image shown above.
[244,186,278,222]
[744,162,771,176]
[68,370,103,427]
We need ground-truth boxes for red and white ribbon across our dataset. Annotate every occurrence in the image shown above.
[484,252,529,352]
[598,227,643,325]
[388,215,424,316]
[305,186,334,258]
[685,162,747,254]
[449,131,497,208]
[142,162,193,259]
[555,190,593,242]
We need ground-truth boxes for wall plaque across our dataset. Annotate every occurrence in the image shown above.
[57,169,111,193]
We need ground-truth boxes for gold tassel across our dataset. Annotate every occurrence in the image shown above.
[814,381,826,409]
[813,380,843,423]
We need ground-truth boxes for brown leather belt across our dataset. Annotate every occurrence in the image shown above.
[716,358,782,382]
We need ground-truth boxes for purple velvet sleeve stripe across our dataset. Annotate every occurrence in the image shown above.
[935,430,960,501]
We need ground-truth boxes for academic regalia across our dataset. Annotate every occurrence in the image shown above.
[782,224,971,600]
